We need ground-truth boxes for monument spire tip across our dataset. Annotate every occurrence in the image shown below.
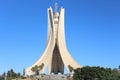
[54,2,58,12]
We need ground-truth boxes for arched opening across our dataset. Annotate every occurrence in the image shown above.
[51,44,64,74]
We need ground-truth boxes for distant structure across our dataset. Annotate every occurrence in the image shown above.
[25,3,81,76]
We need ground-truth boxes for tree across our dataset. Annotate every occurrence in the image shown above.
[68,65,74,73]
[6,69,20,80]
[31,65,39,75]
[0,72,5,80]
[119,65,120,70]
[0,69,22,80]
[31,63,45,75]
[16,72,21,78]
[73,68,81,79]
[7,69,15,78]
[39,63,44,71]
[73,66,120,80]
[0,76,4,80]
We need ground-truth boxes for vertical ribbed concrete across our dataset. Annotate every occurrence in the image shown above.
[25,4,82,76]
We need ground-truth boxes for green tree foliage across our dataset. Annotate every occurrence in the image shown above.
[7,69,16,79]
[16,72,21,78]
[6,69,21,80]
[73,66,120,80]
[0,76,4,80]
[0,72,5,80]
[119,65,120,70]
[31,65,39,75]
[31,65,38,72]
[68,65,74,73]
[39,63,44,71]
[31,63,44,75]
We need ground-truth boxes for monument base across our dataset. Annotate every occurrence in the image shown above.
[36,74,72,80]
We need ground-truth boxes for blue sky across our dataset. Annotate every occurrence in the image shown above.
[0,0,120,74]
